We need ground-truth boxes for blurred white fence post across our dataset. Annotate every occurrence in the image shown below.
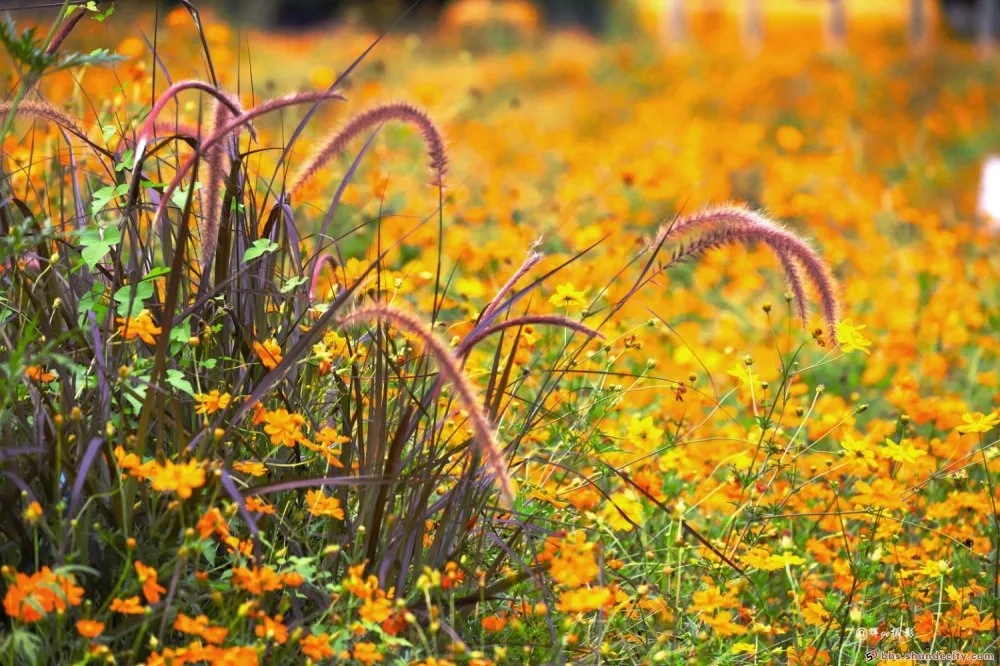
[827,0,847,49]
[976,156,1000,232]
[743,0,763,53]
[978,0,998,57]
[663,0,688,48]
[909,0,928,52]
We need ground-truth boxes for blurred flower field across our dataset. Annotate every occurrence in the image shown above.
[1,1,999,664]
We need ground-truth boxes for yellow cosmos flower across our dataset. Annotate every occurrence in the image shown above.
[194,390,232,415]
[841,433,878,470]
[601,489,645,532]
[556,586,612,613]
[878,438,926,464]
[626,415,664,451]
[956,411,999,434]
[150,459,206,500]
[548,282,588,309]
[835,318,872,355]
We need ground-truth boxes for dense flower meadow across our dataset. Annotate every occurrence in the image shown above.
[0,1,998,664]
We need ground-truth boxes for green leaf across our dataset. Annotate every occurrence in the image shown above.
[280,276,309,294]
[113,281,154,318]
[144,266,171,280]
[115,148,135,172]
[169,320,192,343]
[243,238,279,263]
[287,555,318,580]
[123,382,146,415]
[54,48,125,72]
[79,226,121,269]
[77,282,108,328]
[3,628,41,663]
[170,182,202,210]
[165,369,195,397]
[88,2,116,22]
[0,15,48,72]
[90,183,129,216]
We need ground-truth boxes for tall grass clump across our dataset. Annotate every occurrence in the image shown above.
[0,3,851,664]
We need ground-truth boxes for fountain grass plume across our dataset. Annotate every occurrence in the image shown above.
[136,80,254,147]
[340,304,515,508]
[144,88,346,271]
[456,314,603,358]
[289,101,448,196]
[0,99,90,143]
[199,92,245,275]
[480,243,544,322]
[653,204,841,342]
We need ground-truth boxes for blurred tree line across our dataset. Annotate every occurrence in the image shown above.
[34,0,610,31]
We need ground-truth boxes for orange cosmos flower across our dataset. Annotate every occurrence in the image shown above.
[134,561,165,604]
[174,613,229,645]
[233,460,268,477]
[114,446,157,481]
[352,642,383,664]
[174,612,210,635]
[359,596,393,624]
[116,310,162,345]
[3,567,84,623]
[244,496,276,515]
[231,566,284,595]
[263,408,307,447]
[301,632,335,660]
[254,614,288,644]
[75,619,105,638]
[549,530,599,588]
[110,596,146,614]
[196,507,230,540]
[24,365,56,382]
[482,614,508,632]
[304,489,345,520]
[252,338,283,370]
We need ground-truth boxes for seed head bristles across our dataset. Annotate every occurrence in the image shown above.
[137,80,256,151]
[308,252,339,302]
[480,248,544,323]
[150,121,202,142]
[652,204,841,342]
[0,99,90,143]
[340,304,515,508]
[456,314,603,358]
[199,92,246,275]
[775,251,809,323]
[148,89,346,269]
[289,101,448,196]
[114,122,202,155]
